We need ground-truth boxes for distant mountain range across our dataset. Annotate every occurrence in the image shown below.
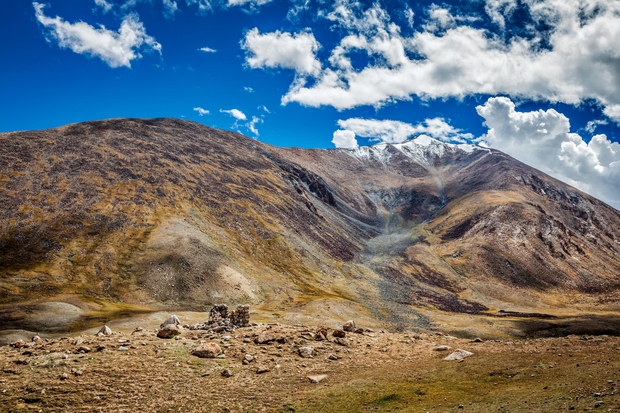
[2,118,620,334]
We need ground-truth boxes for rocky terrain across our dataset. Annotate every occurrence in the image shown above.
[1,117,620,339]
[2,312,620,412]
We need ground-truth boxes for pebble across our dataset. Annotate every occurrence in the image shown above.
[221,369,233,378]
[298,346,314,358]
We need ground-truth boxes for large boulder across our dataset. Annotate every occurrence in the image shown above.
[157,324,181,339]
[160,315,181,329]
[192,342,222,358]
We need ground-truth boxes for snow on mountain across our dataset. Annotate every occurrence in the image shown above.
[344,135,489,165]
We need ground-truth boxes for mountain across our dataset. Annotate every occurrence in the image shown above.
[2,118,620,335]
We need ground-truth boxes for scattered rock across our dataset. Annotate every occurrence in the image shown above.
[255,330,285,344]
[343,320,356,332]
[221,369,233,378]
[308,374,327,383]
[160,315,181,329]
[31,336,41,342]
[595,401,604,408]
[60,373,68,380]
[332,329,346,338]
[73,337,84,346]
[298,346,314,358]
[75,346,91,354]
[243,354,255,363]
[157,324,181,339]
[433,345,452,351]
[256,366,270,374]
[334,337,348,346]
[328,354,339,360]
[472,337,483,343]
[444,349,474,361]
[96,326,112,336]
[118,346,129,351]
[133,327,143,333]
[96,345,106,352]
[10,340,26,348]
[315,327,328,341]
[192,342,222,358]
[73,369,83,376]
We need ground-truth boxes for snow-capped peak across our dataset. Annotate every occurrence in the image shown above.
[344,135,487,165]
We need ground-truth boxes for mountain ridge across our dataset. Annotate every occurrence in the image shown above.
[2,117,620,336]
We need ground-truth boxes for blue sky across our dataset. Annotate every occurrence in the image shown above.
[2,0,620,208]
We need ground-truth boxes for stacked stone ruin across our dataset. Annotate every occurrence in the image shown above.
[189,304,250,332]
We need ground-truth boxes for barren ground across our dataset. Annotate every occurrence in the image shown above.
[2,313,620,413]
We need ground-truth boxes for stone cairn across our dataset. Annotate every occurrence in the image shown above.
[188,304,250,332]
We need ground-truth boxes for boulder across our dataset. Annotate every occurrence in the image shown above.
[160,315,181,329]
[96,325,112,336]
[308,374,327,383]
[444,349,474,361]
[192,342,222,358]
[157,324,181,339]
[332,329,346,338]
[343,320,356,332]
[298,346,314,358]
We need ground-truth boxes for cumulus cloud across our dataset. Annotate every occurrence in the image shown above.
[332,129,358,148]
[246,0,620,123]
[194,107,209,116]
[336,117,471,145]
[34,2,161,68]
[199,46,217,53]
[585,119,608,134]
[247,116,262,136]
[220,108,247,120]
[242,28,321,76]
[477,97,620,209]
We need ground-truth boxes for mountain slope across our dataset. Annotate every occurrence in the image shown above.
[2,118,620,334]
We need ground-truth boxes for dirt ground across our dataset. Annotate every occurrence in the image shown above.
[2,315,620,413]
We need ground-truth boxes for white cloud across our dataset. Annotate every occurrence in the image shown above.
[94,0,113,13]
[227,0,273,7]
[186,0,211,13]
[220,108,247,120]
[199,46,217,53]
[477,96,620,209]
[242,28,321,76]
[244,86,254,93]
[585,119,608,134]
[336,117,471,144]
[248,116,262,136]
[249,0,620,124]
[162,0,178,17]
[258,105,270,113]
[194,107,209,116]
[34,2,161,68]
[332,129,358,148]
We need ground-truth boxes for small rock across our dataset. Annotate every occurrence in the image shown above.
[118,346,129,351]
[192,342,222,358]
[594,401,604,408]
[472,337,483,343]
[315,327,328,341]
[243,354,255,363]
[222,335,232,341]
[334,337,348,346]
[73,369,83,376]
[434,345,452,351]
[96,325,112,336]
[10,340,26,348]
[60,373,68,380]
[96,345,106,352]
[75,346,91,354]
[31,336,41,342]
[254,330,286,344]
[332,330,346,338]
[298,346,314,358]
[328,354,339,360]
[221,369,233,378]
[444,349,474,361]
[308,374,327,383]
[157,324,181,339]
[256,366,270,374]
[343,320,356,332]
[133,327,143,333]
[160,315,181,329]
[73,337,84,346]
